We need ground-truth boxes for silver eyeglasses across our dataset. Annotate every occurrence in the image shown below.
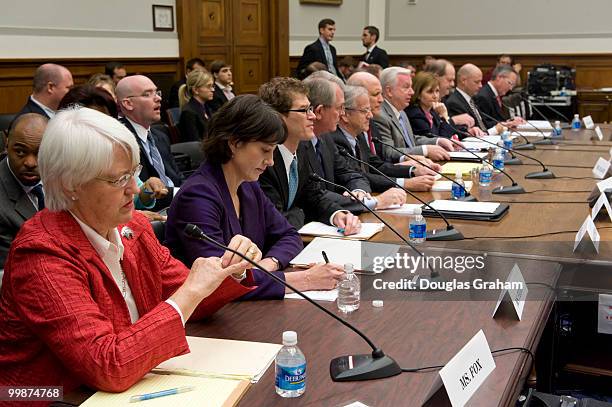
[126,90,162,99]
[96,165,143,188]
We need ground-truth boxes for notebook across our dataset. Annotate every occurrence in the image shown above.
[440,162,482,176]
[431,180,473,192]
[298,221,384,240]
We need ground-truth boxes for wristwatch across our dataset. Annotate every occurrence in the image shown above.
[269,257,280,270]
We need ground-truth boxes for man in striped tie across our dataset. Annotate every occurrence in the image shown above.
[474,64,525,129]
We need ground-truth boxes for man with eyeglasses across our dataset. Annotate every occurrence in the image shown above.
[10,64,73,130]
[474,64,525,128]
[258,77,361,235]
[116,75,183,210]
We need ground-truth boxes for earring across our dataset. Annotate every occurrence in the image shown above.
[71,196,78,201]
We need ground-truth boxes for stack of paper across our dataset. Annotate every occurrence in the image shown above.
[448,151,487,161]
[285,290,338,302]
[431,180,473,192]
[440,162,482,176]
[298,221,384,240]
[376,203,423,215]
[516,120,553,131]
[428,200,500,214]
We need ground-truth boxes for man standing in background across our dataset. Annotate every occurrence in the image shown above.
[297,19,343,81]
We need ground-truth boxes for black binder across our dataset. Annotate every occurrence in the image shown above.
[421,201,510,222]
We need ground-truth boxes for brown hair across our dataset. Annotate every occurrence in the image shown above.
[410,71,439,107]
[258,77,308,114]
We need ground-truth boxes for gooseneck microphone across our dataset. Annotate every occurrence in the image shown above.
[518,95,564,145]
[337,147,464,240]
[477,109,536,152]
[445,121,556,179]
[184,223,402,382]
[373,137,477,202]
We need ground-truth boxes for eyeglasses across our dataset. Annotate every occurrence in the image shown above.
[345,107,372,115]
[125,90,162,99]
[95,164,142,188]
[287,105,314,114]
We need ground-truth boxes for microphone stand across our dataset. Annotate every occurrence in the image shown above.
[337,147,465,240]
[184,223,403,382]
[520,95,564,145]
[478,108,536,151]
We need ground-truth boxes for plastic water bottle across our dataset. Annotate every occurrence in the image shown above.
[275,331,306,398]
[571,114,581,131]
[553,120,562,137]
[501,129,513,154]
[451,170,466,200]
[492,148,505,172]
[409,207,427,244]
[337,263,360,313]
[479,162,493,187]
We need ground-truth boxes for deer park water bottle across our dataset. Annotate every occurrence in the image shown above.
[337,263,360,313]
[479,162,493,187]
[275,331,306,398]
[451,170,466,200]
[553,120,562,137]
[571,114,581,131]
[492,147,505,172]
[409,207,427,244]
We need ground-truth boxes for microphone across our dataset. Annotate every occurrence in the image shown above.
[184,223,403,382]
[441,134,526,194]
[518,95,564,145]
[479,107,536,151]
[336,147,465,240]
[373,137,477,202]
[445,121,556,179]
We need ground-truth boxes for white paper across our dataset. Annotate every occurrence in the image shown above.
[342,403,371,407]
[461,141,490,151]
[598,294,612,335]
[449,151,487,161]
[517,120,553,131]
[429,200,500,214]
[587,218,601,253]
[376,203,423,215]
[595,126,604,141]
[597,177,612,193]
[298,221,384,240]
[492,264,528,321]
[463,136,501,144]
[591,192,612,222]
[438,330,496,407]
[583,115,595,130]
[592,157,611,179]
[432,180,473,192]
[520,131,553,138]
[574,215,600,253]
[285,290,338,301]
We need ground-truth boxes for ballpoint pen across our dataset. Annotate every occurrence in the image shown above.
[129,386,195,403]
[321,250,330,263]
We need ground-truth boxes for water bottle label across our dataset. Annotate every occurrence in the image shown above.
[493,159,504,170]
[452,183,466,198]
[276,364,306,391]
[409,223,426,239]
[503,140,513,150]
[555,128,562,136]
[479,170,492,184]
[572,120,580,129]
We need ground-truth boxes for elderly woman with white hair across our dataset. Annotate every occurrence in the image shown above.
[0,107,264,392]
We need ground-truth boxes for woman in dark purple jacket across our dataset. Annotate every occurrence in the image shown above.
[166,95,344,300]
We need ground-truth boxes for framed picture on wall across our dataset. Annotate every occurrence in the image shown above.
[299,0,342,4]
[152,5,174,31]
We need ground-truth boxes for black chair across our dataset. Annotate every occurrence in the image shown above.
[171,141,205,170]
[150,220,166,243]
[0,113,15,135]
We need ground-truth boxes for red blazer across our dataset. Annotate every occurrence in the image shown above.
[0,210,254,396]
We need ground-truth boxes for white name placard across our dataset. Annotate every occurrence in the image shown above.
[492,264,528,320]
[583,115,595,130]
[592,192,612,222]
[592,157,612,179]
[595,126,604,141]
[574,214,600,253]
[598,177,612,193]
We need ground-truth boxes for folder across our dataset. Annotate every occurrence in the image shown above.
[422,199,510,221]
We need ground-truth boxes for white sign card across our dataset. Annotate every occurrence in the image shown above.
[573,215,600,253]
[597,177,612,193]
[598,294,612,335]
[595,126,604,141]
[591,192,612,222]
[583,115,595,130]
[492,264,528,320]
[423,330,496,407]
[592,157,611,179]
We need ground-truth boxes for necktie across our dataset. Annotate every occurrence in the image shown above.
[322,43,338,76]
[366,128,376,154]
[496,95,503,108]
[31,184,45,210]
[146,131,174,187]
[398,111,415,148]
[353,142,367,173]
[468,99,487,131]
[287,156,298,210]
[314,141,327,179]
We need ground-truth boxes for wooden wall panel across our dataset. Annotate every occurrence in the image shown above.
[200,0,229,44]
[234,48,268,93]
[234,0,268,46]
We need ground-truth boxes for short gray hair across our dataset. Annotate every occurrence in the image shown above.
[39,107,140,211]
[304,70,345,91]
[423,59,450,77]
[343,85,368,109]
[303,77,337,107]
[491,64,516,80]
[380,66,411,90]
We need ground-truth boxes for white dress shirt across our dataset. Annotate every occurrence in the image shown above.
[456,88,499,135]
[30,95,56,118]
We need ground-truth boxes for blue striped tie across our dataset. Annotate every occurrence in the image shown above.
[147,131,174,187]
[287,157,298,209]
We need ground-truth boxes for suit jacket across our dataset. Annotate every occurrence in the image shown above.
[258,143,343,229]
[167,77,186,109]
[406,105,456,139]
[178,97,211,142]
[0,210,252,392]
[361,45,389,68]
[0,158,37,268]
[121,118,183,209]
[166,161,302,300]
[330,128,413,192]
[296,39,343,80]
[445,89,480,127]
[206,86,229,114]
[9,97,51,131]
[474,83,505,127]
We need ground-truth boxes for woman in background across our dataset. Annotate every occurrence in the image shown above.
[178,70,214,142]
[406,71,456,139]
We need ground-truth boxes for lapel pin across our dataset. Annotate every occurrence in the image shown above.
[121,226,134,239]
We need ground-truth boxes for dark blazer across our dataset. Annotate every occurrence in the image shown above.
[406,105,456,139]
[167,77,186,109]
[296,39,343,80]
[206,86,229,114]
[9,97,51,131]
[445,89,480,126]
[330,127,413,192]
[0,158,38,268]
[361,45,389,69]
[120,118,183,210]
[178,97,211,142]
[258,143,343,229]
[165,161,301,300]
[474,83,505,127]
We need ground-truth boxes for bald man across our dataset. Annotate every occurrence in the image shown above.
[117,75,182,209]
[10,64,73,129]
[0,114,48,271]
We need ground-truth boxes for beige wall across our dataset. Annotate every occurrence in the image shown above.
[290,0,612,56]
[0,0,178,58]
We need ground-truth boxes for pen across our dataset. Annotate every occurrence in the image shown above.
[336,227,345,234]
[129,386,195,403]
[142,188,155,195]
[321,251,330,264]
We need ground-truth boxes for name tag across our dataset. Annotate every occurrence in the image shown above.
[583,115,595,130]
[492,264,528,320]
[592,192,612,222]
[595,126,604,141]
[574,214,600,253]
[592,157,611,179]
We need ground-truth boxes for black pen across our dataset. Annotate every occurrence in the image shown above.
[321,251,330,264]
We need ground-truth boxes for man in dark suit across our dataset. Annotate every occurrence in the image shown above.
[10,64,73,130]
[258,77,360,234]
[360,26,389,69]
[474,64,524,128]
[207,60,235,114]
[0,114,48,272]
[297,18,344,81]
[116,75,182,210]
[168,57,206,109]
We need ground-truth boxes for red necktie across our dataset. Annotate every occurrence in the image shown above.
[496,96,503,108]
[367,127,376,154]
